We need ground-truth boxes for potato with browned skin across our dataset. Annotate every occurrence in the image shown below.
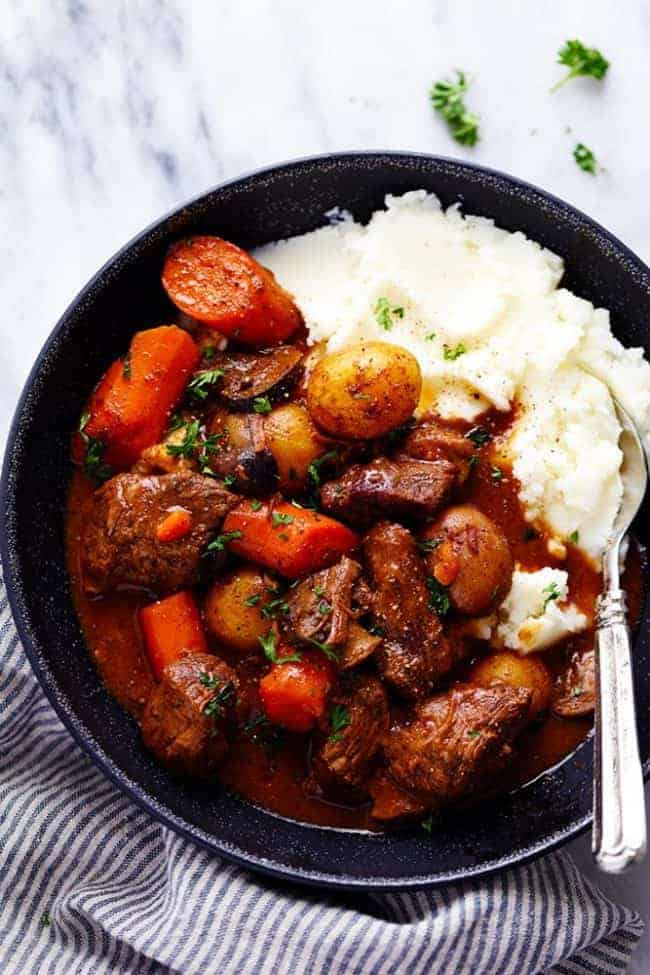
[307,342,421,439]
[470,651,553,719]
[204,567,274,653]
[264,404,327,493]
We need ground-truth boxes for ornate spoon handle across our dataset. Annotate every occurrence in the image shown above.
[593,588,646,872]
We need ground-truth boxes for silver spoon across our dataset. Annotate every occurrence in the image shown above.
[593,398,648,873]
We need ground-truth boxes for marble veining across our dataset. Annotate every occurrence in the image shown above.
[1,0,649,969]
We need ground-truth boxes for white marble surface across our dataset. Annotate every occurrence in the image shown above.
[2,0,650,969]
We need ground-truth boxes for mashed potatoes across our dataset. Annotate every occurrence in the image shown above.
[257,191,650,563]
[496,567,588,654]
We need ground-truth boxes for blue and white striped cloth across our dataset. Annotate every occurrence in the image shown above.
[0,575,644,975]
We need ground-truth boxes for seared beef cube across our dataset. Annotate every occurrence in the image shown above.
[218,346,303,411]
[403,419,475,483]
[421,504,513,616]
[141,652,238,778]
[320,457,456,526]
[363,522,454,698]
[552,646,595,718]
[83,471,238,594]
[339,622,382,670]
[285,557,362,649]
[368,769,428,823]
[311,674,390,791]
[384,683,531,804]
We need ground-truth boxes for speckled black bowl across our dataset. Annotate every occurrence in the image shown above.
[3,152,650,890]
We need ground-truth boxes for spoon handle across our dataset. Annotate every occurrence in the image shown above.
[593,588,646,872]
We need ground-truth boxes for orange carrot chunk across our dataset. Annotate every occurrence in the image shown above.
[222,500,359,578]
[259,651,334,732]
[161,236,301,346]
[139,591,208,681]
[156,508,192,543]
[75,325,199,470]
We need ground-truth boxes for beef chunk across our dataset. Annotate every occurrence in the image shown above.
[339,622,382,671]
[83,471,238,594]
[141,652,238,778]
[384,683,531,804]
[363,522,454,698]
[320,457,456,526]
[552,646,595,718]
[310,674,390,791]
[421,504,513,616]
[284,556,362,649]
[218,346,303,411]
[403,419,475,483]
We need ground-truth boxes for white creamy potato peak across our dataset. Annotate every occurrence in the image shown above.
[256,191,650,563]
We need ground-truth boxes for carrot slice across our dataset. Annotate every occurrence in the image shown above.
[156,508,192,543]
[259,651,334,732]
[222,500,359,578]
[139,591,207,681]
[161,236,301,346]
[76,325,199,470]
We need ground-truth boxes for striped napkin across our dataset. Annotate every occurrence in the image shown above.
[0,576,643,975]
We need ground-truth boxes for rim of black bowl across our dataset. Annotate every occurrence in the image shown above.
[2,150,649,890]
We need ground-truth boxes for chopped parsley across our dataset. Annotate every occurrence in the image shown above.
[574,143,597,174]
[261,597,290,620]
[374,296,405,331]
[318,599,332,616]
[199,672,236,719]
[569,530,580,544]
[466,426,491,448]
[542,581,562,611]
[259,631,301,664]
[421,814,434,834]
[313,584,326,598]
[122,353,132,379]
[307,450,338,487]
[271,511,294,528]
[244,594,261,607]
[572,686,584,698]
[307,637,339,662]
[187,368,225,401]
[417,537,442,555]
[253,396,272,414]
[166,420,222,469]
[203,530,243,555]
[369,624,386,637]
[202,344,217,359]
[467,729,481,739]
[328,704,351,744]
[552,39,609,92]
[78,411,112,483]
[443,342,467,361]
[250,499,263,511]
[223,473,237,488]
[468,454,479,469]
[425,331,437,341]
[168,412,185,432]
[430,70,480,146]
[490,465,504,482]
[426,576,451,616]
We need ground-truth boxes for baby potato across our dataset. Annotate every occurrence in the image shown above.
[264,404,326,494]
[306,342,422,439]
[204,567,272,653]
[470,651,553,720]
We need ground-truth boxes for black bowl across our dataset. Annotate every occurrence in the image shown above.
[3,152,649,890]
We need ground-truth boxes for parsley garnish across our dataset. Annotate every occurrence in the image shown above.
[490,465,504,482]
[259,631,301,664]
[203,530,243,555]
[425,332,437,341]
[122,353,132,379]
[569,530,580,544]
[250,499,263,511]
[313,584,326,597]
[271,511,294,528]
[374,296,405,331]
[307,637,339,662]
[430,70,480,146]
[253,396,272,414]
[261,598,290,620]
[78,412,112,483]
[542,581,562,611]
[369,624,386,637]
[466,426,491,448]
[245,594,261,607]
[187,368,225,401]
[572,686,584,698]
[328,704,350,743]
[168,412,185,432]
[467,729,481,739]
[421,814,434,834]
[203,344,217,359]
[443,342,467,361]
[573,143,597,174]
[199,672,236,719]
[223,473,237,487]
[307,450,338,487]
[417,537,442,555]
[468,454,479,469]
[166,420,221,467]
[552,39,609,92]
[426,576,451,616]
[318,600,332,616]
